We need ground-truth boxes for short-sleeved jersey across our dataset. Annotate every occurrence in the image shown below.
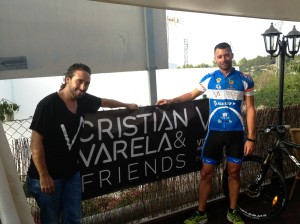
[197,68,254,131]
[27,92,101,179]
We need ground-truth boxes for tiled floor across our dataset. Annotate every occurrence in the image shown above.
[147,178,300,224]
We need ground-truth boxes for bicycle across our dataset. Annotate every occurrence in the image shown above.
[222,124,300,222]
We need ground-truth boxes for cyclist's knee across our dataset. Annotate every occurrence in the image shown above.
[227,168,241,180]
[229,172,240,181]
[201,164,215,180]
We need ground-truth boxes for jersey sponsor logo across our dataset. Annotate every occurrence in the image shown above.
[209,106,245,130]
[213,100,236,106]
[204,158,212,163]
[212,90,221,97]
[229,79,234,89]
[225,90,243,100]
[217,112,233,124]
[207,90,244,100]
[215,78,222,89]
[232,158,242,163]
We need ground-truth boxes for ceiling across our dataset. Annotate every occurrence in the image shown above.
[92,0,300,22]
[0,0,168,79]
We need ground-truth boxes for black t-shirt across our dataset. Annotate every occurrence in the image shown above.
[27,92,101,179]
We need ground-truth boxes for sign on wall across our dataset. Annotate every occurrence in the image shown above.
[0,57,28,71]
[79,99,209,200]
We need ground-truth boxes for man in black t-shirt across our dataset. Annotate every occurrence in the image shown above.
[26,63,138,224]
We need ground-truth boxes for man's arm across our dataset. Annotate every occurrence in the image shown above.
[156,88,203,105]
[30,130,55,193]
[244,95,256,155]
[101,98,138,110]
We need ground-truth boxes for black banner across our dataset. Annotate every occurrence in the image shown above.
[79,99,209,200]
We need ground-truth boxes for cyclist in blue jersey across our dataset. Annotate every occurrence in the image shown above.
[157,42,256,224]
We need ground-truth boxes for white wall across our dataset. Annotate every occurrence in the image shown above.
[156,68,216,99]
[2,68,218,120]
[11,77,62,119]
[0,80,13,101]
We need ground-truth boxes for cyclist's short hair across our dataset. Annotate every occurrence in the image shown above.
[214,42,232,52]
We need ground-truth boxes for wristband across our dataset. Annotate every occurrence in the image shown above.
[247,138,256,143]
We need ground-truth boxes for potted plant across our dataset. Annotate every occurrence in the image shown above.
[0,99,20,122]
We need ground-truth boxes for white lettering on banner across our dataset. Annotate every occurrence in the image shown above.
[176,154,186,168]
[97,118,114,140]
[174,131,186,148]
[158,111,174,131]
[79,144,95,167]
[145,160,156,177]
[131,137,145,157]
[61,116,85,151]
[81,154,187,192]
[114,140,127,160]
[118,166,121,183]
[80,132,186,167]
[99,170,111,188]
[195,107,209,131]
[157,133,172,151]
[128,163,139,180]
[80,120,94,142]
[136,113,153,134]
[173,109,188,128]
[81,173,93,192]
[196,138,205,150]
[145,136,156,155]
[162,156,172,172]
[82,109,190,142]
[80,101,209,198]
[93,143,112,164]
[122,116,138,136]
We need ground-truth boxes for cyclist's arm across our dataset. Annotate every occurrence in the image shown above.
[245,95,256,139]
[156,88,203,105]
[244,95,256,155]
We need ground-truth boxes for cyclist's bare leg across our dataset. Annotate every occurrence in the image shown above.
[227,162,242,209]
[198,163,215,212]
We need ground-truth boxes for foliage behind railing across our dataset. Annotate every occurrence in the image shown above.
[2,105,300,223]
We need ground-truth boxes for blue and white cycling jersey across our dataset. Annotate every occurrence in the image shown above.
[197,68,254,131]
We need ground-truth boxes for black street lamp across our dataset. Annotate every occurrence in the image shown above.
[262,23,300,171]
[262,23,300,125]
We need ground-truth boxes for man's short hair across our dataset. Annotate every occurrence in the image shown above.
[214,42,232,52]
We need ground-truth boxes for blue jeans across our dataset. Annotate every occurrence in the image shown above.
[26,172,81,224]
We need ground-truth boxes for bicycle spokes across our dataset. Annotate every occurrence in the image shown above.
[245,183,261,198]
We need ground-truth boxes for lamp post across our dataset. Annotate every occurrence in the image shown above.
[262,23,300,125]
[262,23,300,171]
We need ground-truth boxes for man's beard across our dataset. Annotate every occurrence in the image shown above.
[71,88,85,99]
[219,62,232,70]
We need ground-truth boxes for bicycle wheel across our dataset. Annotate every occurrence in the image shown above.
[222,155,288,221]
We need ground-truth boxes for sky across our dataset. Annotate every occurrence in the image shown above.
[167,10,300,66]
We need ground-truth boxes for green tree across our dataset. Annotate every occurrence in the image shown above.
[238,57,248,72]
[289,63,300,73]
[254,71,300,108]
